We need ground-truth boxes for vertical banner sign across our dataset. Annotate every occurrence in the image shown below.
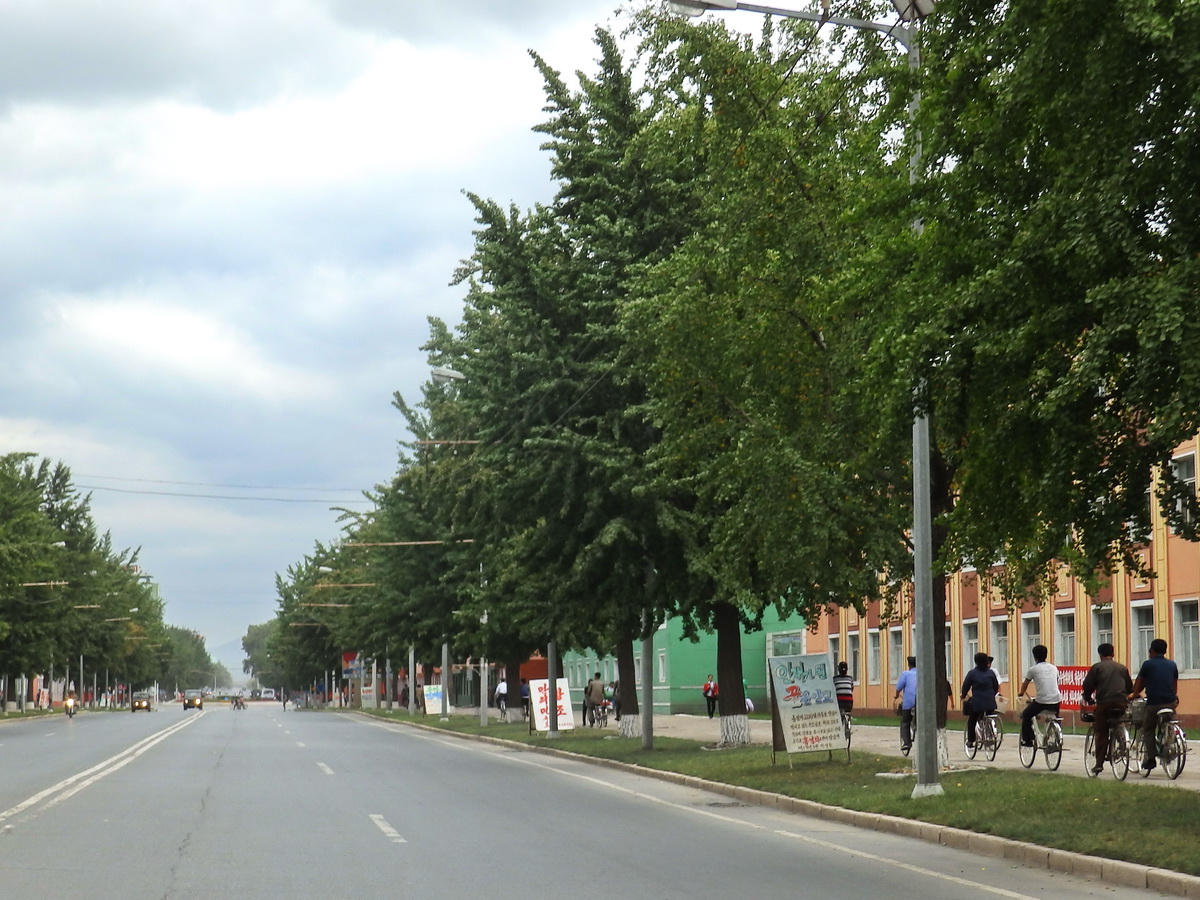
[1056,666,1090,711]
[768,654,846,755]
[529,678,574,732]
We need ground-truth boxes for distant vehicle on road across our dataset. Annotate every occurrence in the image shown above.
[131,691,152,712]
[260,688,276,701]
[183,689,204,710]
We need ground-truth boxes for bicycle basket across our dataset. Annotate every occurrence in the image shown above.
[1080,705,1095,723]
[1128,697,1146,719]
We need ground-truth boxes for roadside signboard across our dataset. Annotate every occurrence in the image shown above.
[767,653,846,758]
[530,677,575,732]
[1057,666,1090,711]
[422,683,443,713]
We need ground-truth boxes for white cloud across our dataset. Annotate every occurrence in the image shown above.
[49,295,336,405]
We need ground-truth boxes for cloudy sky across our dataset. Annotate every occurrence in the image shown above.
[1,0,665,672]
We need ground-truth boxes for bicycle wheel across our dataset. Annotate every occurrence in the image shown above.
[1131,732,1152,778]
[1018,734,1036,767]
[1110,723,1130,781]
[984,717,1000,761]
[964,721,978,759]
[1043,721,1063,771]
[1163,723,1187,780]
[1084,730,1098,777]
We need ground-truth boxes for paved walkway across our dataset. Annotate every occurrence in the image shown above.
[647,713,1200,790]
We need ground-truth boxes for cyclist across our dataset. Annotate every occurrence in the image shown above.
[894,656,917,753]
[1018,644,1061,748]
[1130,638,1179,773]
[494,676,508,716]
[961,651,999,749]
[1081,642,1133,775]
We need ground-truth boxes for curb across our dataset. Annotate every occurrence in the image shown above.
[365,713,1200,899]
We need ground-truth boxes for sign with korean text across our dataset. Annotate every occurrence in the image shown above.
[422,683,444,713]
[529,677,575,732]
[1057,666,1090,711]
[768,653,846,755]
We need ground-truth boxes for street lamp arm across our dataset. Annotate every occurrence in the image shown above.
[667,1,911,49]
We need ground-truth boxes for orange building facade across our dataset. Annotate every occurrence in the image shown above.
[809,437,1200,729]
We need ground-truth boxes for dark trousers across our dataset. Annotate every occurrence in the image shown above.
[900,706,915,748]
[966,703,997,744]
[1093,700,1127,765]
[1141,700,1177,765]
[705,695,717,718]
[1020,701,1059,744]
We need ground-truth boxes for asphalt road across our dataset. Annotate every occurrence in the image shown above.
[0,704,1179,899]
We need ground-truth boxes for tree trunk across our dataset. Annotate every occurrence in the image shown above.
[714,602,750,746]
[615,632,641,737]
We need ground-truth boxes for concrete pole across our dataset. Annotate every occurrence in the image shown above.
[547,640,560,740]
[408,645,417,715]
[440,641,450,720]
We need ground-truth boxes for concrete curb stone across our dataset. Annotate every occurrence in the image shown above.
[364,713,1200,898]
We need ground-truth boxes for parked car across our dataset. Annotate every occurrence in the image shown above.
[131,691,152,712]
[183,689,204,710]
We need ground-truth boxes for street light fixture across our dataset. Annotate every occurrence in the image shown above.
[667,0,941,798]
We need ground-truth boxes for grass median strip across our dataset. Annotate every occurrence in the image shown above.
[365,710,1200,877]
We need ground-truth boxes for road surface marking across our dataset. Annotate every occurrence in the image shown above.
[296,741,306,748]
[317,762,335,775]
[370,814,406,843]
[1,713,202,823]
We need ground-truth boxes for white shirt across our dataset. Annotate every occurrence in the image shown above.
[494,680,508,699]
[1023,661,1061,704]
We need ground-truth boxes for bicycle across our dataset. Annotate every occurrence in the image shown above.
[593,699,610,728]
[1018,700,1063,771]
[898,706,915,757]
[1082,704,1131,780]
[964,710,1003,761]
[1128,697,1188,780]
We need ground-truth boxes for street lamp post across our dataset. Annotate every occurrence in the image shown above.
[667,0,941,798]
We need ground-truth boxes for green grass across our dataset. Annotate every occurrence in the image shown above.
[363,709,1200,877]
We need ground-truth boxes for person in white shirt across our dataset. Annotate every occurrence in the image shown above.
[1017,644,1061,747]
[494,678,508,715]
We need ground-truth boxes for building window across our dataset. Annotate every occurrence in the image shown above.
[1170,453,1196,532]
[1132,604,1154,666]
[1176,600,1199,672]
[867,631,881,684]
[634,654,642,686]
[848,632,861,682]
[828,635,840,668]
[989,618,1009,680]
[657,650,667,683]
[944,624,952,683]
[1055,612,1076,666]
[770,631,804,657]
[1092,608,1113,656]
[962,621,979,675]
[1022,615,1042,666]
[888,628,904,683]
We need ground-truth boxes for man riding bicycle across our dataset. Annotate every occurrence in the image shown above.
[894,656,917,754]
[1018,644,1060,747]
[1081,642,1133,775]
[1130,638,1179,773]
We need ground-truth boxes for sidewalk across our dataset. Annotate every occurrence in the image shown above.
[648,713,1200,790]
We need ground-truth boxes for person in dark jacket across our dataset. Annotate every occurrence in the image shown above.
[961,651,999,748]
